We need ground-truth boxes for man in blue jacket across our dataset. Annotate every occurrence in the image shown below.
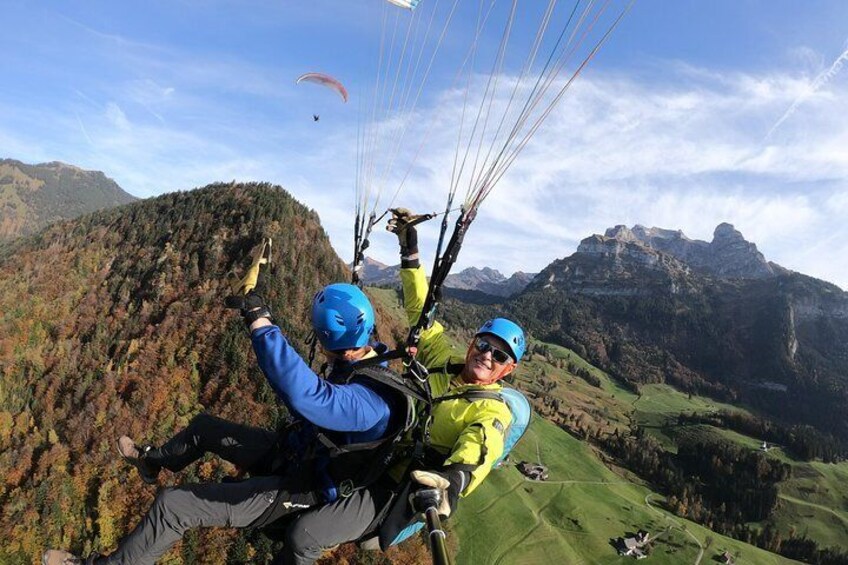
[43,283,407,565]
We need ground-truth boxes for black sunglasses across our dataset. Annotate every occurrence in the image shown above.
[474,338,513,364]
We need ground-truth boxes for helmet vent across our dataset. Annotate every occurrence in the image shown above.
[335,314,345,326]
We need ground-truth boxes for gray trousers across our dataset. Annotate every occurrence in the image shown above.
[98,414,315,565]
[277,484,396,565]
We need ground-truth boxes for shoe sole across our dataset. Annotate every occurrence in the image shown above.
[116,439,158,485]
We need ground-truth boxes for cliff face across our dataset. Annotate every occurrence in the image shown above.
[515,223,848,441]
[537,234,692,297]
[602,223,774,279]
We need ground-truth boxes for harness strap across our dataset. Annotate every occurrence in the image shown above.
[434,390,504,404]
[349,349,408,370]
[349,363,430,403]
[314,432,389,456]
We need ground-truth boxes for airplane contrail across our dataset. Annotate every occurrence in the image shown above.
[75,112,94,146]
[765,40,848,141]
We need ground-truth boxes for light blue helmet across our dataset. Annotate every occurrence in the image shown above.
[476,318,526,362]
[311,283,375,350]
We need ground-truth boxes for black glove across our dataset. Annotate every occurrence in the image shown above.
[225,290,273,328]
[410,468,468,519]
[387,208,420,268]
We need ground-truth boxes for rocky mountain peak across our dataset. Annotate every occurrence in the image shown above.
[707,223,773,278]
[444,266,506,290]
[605,224,689,244]
[604,225,637,242]
[713,222,742,241]
[596,223,775,280]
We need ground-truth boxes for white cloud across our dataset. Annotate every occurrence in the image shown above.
[2,33,847,289]
[338,62,848,289]
[105,102,130,131]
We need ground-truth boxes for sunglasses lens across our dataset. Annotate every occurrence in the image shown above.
[475,339,511,364]
[492,349,510,364]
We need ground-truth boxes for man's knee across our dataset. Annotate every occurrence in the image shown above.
[187,412,218,432]
[283,521,324,561]
[150,487,190,530]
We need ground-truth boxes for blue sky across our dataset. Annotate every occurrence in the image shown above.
[2,0,847,290]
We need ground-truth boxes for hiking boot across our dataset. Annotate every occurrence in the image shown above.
[117,436,160,484]
[42,550,82,565]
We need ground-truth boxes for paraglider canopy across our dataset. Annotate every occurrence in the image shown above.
[385,0,420,9]
[295,72,349,103]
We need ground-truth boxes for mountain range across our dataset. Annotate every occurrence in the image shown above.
[357,257,536,298]
[513,222,848,440]
[2,159,847,562]
[0,159,137,241]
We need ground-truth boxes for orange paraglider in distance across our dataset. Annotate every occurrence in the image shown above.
[295,72,348,103]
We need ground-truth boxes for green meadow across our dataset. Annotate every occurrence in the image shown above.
[452,415,797,564]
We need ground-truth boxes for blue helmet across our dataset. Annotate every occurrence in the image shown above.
[311,283,375,350]
[476,318,526,362]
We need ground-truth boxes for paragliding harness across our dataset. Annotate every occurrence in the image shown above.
[256,361,432,530]
[345,208,491,553]
[363,364,532,552]
[311,364,429,497]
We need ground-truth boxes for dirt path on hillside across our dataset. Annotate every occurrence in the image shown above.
[492,484,567,565]
[778,494,848,527]
[645,493,705,565]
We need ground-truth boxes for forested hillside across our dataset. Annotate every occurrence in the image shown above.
[0,182,410,563]
[0,159,137,241]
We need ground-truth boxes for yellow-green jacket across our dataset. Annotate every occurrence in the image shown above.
[401,265,513,495]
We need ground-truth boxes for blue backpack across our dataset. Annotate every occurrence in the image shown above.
[389,385,532,546]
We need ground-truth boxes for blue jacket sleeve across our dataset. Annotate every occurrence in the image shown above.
[250,325,390,433]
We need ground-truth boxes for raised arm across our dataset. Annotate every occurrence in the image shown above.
[400,265,452,369]
[250,324,390,433]
[389,208,454,369]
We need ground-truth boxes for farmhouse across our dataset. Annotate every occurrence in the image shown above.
[616,530,651,559]
[517,461,549,481]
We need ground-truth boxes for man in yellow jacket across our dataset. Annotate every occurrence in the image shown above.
[399,259,521,495]
[275,209,527,564]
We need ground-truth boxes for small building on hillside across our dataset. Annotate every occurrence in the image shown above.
[517,461,549,481]
[720,550,736,564]
[616,530,651,559]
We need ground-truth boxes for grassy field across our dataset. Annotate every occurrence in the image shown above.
[631,384,746,451]
[629,385,848,552]
[471,332,848,557]
[770,461,848,549]
[452,416,797,564]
